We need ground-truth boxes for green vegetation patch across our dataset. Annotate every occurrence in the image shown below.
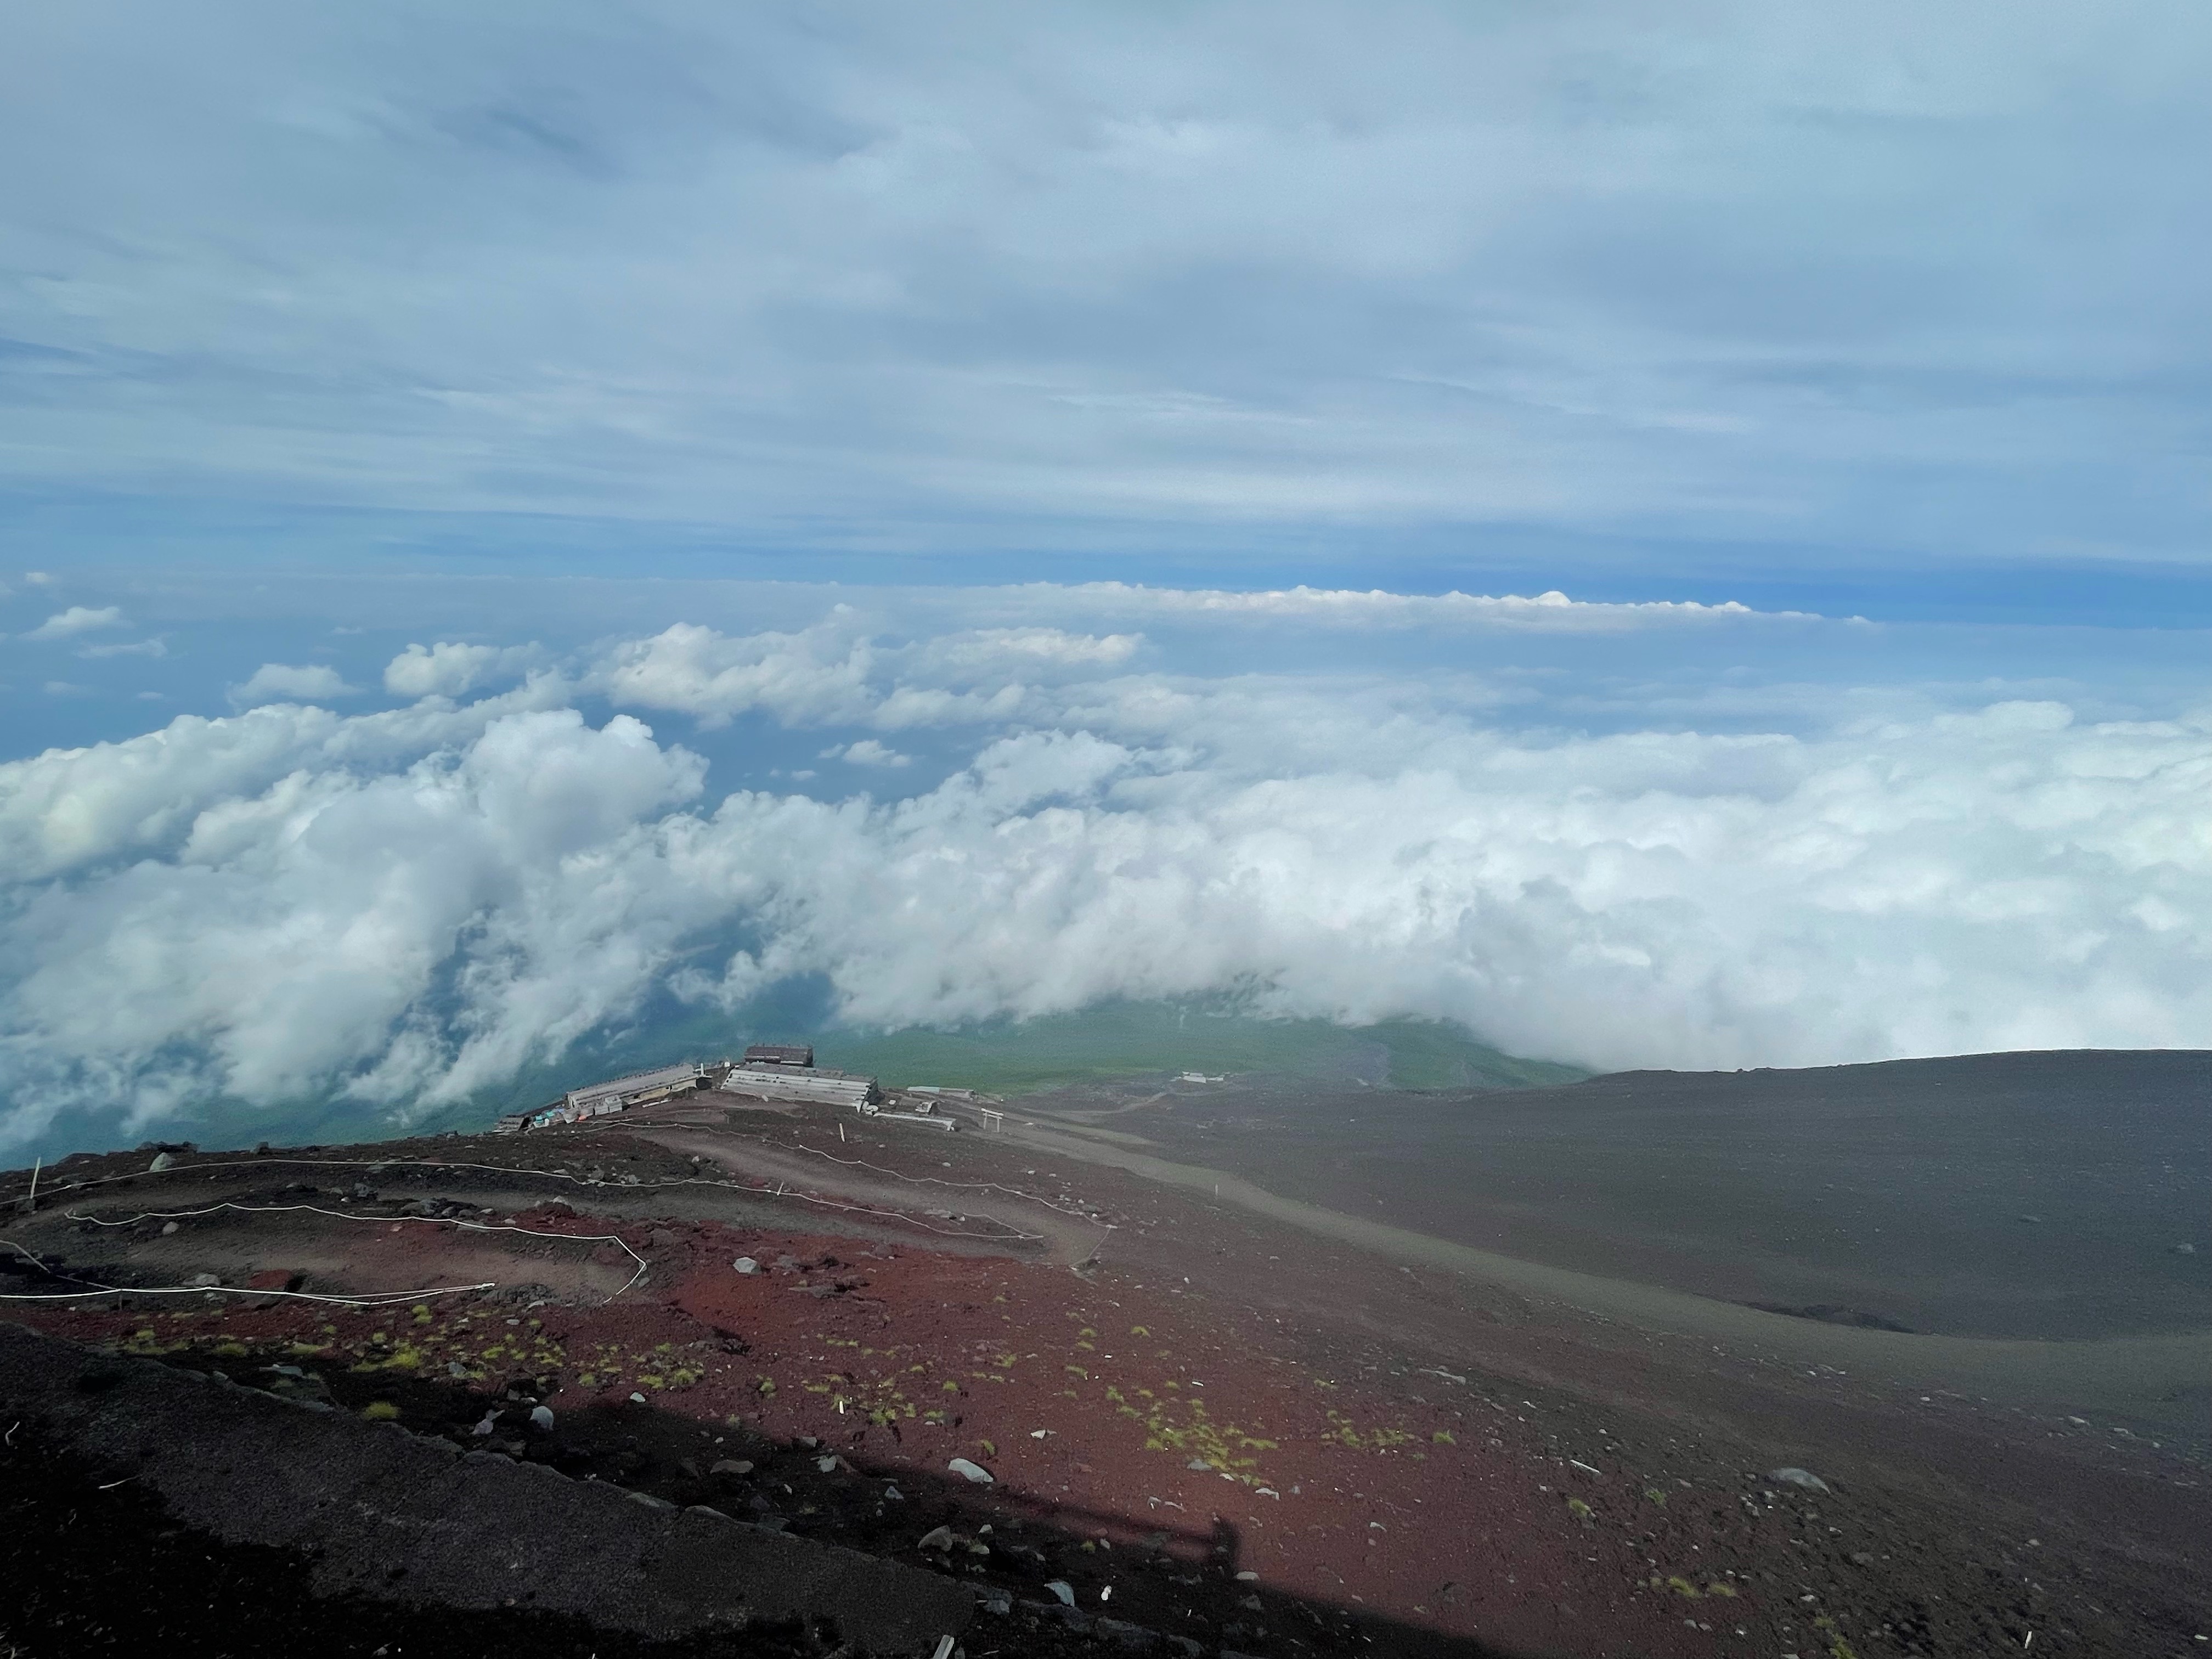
[812,1000,1586,1096]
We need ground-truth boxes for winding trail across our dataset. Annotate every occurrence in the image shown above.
[628,1126,1114,1267]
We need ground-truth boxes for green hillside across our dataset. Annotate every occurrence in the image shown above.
[810,1002,1587,1095]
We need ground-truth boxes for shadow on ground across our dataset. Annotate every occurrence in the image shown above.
[4,1334,1529,1659]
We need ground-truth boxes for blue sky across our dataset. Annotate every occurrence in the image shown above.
[2,3,2207,1153]
[3,1,2206,607]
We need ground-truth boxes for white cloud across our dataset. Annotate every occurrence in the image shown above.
[594,619,878,730]
[0,675,572,883]
[26,605,125,640]
[1,607,2205,1152]
[1032,584,1805,630]
[917,627,1144,669]
[384,640,539,699]
[826,738,912,769]
[229,662,360,708]
[78,636,167,659]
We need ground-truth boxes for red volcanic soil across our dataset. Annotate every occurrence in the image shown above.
[7,1108,2210,1659]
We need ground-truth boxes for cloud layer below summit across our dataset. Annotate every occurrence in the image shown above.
[3,584,2205,1149]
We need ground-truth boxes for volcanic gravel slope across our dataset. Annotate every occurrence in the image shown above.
[3,1097,2208,1659]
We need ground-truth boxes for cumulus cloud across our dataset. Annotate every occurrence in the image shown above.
[1,608,2205,1152]
[384,640,540,699]
[594,619,878,729]
[590,619,1089,733]
[229,662,360,708]
[25,605,125,640]
[826,739,911,769]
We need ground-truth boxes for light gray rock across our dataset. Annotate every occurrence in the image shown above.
[1767,1466,1831,1493]
[946,1457,994,1484]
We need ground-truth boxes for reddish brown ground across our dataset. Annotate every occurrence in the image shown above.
[5,1105,2207,1659]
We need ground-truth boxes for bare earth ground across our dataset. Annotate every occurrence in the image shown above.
[2,1084,2208,1659]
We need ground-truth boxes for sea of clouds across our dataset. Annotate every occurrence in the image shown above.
[3,583,2207,1151]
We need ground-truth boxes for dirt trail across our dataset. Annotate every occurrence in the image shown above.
[629,1126,1113,1268]
[994,1116,2212,1421]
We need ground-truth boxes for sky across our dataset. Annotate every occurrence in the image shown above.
[2,3,2207,1153]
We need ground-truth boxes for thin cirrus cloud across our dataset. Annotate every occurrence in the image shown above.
[0,2,2203,577]
[0,592,2205,1152]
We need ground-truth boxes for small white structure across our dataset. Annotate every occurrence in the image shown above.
[872,1110,959,1133]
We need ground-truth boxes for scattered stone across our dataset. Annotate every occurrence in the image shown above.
[882,1483,904,1500]
[1234,1570,1259,1582]
[1186,1458,1213,1471]
[447,1362,469,1378]
[2174,1243,2197,1255]
[183,1272,220,1288]
[918,1526,955,1551]
[647,1228,677,1250]
[628,1392,647,1404]
[159,1221,179,1235]
[1768,1466,1831,1493]
[815,1454,839,1474]
[947,1457,994,1484]
[529,1405,555,1431]
[1046,1579,1076,1606]
[148,1153,174,1172]
[977,1589,1012,1617]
